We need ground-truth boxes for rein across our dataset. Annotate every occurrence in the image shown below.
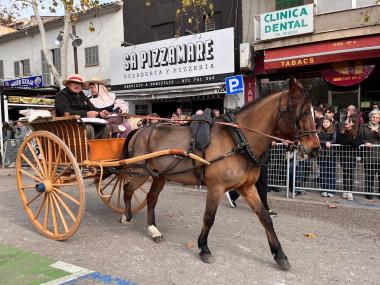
[123,114,297,146]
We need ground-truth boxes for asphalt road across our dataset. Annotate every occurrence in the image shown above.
[0,172,379,285]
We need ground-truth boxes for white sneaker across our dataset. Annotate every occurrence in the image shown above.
[327,193,334,198]
[347,193,354,201]
[321,192,328,197]
[342,192,348,199]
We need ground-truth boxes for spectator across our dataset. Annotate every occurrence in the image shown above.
[359,109,380,200]
[176,107,187,125]
[195,109,203,115]
[55,74,110,139]
[148,113,160,125]
[212,108,220,118]
[317,117,337,197]
[86,78,129,138]
[314,106,324,129]
[336,116,362,201]
[14,121,29,143]
[344,105,364,125]
[2,122,14,140]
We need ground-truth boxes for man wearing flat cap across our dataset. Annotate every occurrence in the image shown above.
[55,74,110,139]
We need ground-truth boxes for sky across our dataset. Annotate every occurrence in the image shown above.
[1,0,112,19]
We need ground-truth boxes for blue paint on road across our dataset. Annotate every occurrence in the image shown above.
[61,272,137,285]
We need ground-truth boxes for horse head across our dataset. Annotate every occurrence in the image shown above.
[275,78,320,158]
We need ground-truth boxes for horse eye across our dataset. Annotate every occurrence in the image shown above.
[303,110,309,116]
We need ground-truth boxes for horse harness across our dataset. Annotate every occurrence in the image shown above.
[109,94,316,180]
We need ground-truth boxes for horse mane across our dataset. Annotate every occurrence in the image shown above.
[234,90,287,115]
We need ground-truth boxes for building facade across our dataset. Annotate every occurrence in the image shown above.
[242,0,380,117]
[113,0,243,116]
[0,2,123,121]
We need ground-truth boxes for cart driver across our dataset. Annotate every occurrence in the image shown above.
[55,74,110,139]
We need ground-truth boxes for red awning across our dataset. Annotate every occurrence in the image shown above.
[264,35,380,70]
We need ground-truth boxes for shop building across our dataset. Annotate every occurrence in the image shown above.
[114,0,242,116]
[242,0,380,116]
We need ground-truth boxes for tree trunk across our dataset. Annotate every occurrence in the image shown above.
[32,0,61,85]
[61,8,71,81]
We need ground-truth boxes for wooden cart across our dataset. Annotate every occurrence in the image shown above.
[16,116,208,240]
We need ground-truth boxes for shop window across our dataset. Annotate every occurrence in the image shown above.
[85,46,99,66]
[0,60,3,79]
[151,22,175,40]
[276,0,304,10]
[315,0,378,14]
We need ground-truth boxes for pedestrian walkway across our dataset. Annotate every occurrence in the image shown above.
[0,244,136,285]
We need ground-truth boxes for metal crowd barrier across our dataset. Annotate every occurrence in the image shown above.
[268,144,380,198]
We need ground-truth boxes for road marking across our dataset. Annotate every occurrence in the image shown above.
[41,261,93,285]
[42,261,136,285]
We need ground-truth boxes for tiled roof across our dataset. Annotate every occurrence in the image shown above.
[0,25,17,36]
[0,1,121,40]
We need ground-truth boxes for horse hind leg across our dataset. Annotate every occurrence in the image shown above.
[146,176,166,243]
[241,185,290,271]
[198,187,224,263]
[120,176,149,224]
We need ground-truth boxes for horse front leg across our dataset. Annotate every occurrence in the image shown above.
[120,176,148,224]
[146,176,166,243]
[198,187,224,263]
[241,184,290,271]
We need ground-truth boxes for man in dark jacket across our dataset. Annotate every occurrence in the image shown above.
[55,74,110,139]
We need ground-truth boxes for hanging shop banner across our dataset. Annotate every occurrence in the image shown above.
[4,75,43,89]
[110,28,235,90]
[244,77,256,104]
[321,61,375,87]
[255,4,314,41]
[7,96,54,105]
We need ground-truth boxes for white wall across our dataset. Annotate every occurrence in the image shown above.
[0,4,123,84]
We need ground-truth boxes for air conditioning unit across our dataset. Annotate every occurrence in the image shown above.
[240,43,253,71]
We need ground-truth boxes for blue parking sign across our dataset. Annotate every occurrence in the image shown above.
[225,75,244,95]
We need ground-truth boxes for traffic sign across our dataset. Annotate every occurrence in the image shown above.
[225,75,244,95]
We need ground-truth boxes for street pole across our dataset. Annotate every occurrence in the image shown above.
[72,25,79,74]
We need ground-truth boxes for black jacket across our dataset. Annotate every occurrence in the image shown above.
[336,131,362,148]
[55,88,99,117]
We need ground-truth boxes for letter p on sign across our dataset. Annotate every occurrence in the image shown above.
[225,75,244,95]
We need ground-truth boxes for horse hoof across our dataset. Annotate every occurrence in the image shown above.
[119,214,132,224]
[152,235,164,243]
[276,258,291,271]
[200,253,215,264]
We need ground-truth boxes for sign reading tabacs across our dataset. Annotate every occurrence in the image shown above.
[255,4,314,41]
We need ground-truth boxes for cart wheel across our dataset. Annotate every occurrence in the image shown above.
[16,131,85,240]
[98,173,147,214]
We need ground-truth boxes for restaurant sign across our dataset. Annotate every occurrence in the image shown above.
[321,61,375,87]
[110,28,235,90]
[4,75,43,89]
[255,4,314,41]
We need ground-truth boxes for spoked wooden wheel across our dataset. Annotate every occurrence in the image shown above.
[98,173,148,214]
[16,131,85,240]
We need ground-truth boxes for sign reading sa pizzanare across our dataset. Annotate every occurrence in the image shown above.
[110,28,235,90]
[255,4,314,41]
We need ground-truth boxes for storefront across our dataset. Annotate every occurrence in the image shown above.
[256,34,380,115]
[253,4,380,114]
[110,28,242,116]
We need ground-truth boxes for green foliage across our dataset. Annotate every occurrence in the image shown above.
[145,0,214,35]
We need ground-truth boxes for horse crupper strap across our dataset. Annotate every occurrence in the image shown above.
[222,112,260,165]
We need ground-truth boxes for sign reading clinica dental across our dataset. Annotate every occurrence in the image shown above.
[110,28,235,90]
[256,4,313,41]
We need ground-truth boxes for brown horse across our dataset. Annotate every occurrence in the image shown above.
[121,78,320,270]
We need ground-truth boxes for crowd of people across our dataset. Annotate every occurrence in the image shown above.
[314,103,380,200]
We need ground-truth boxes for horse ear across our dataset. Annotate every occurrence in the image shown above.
[289,77,297,90]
